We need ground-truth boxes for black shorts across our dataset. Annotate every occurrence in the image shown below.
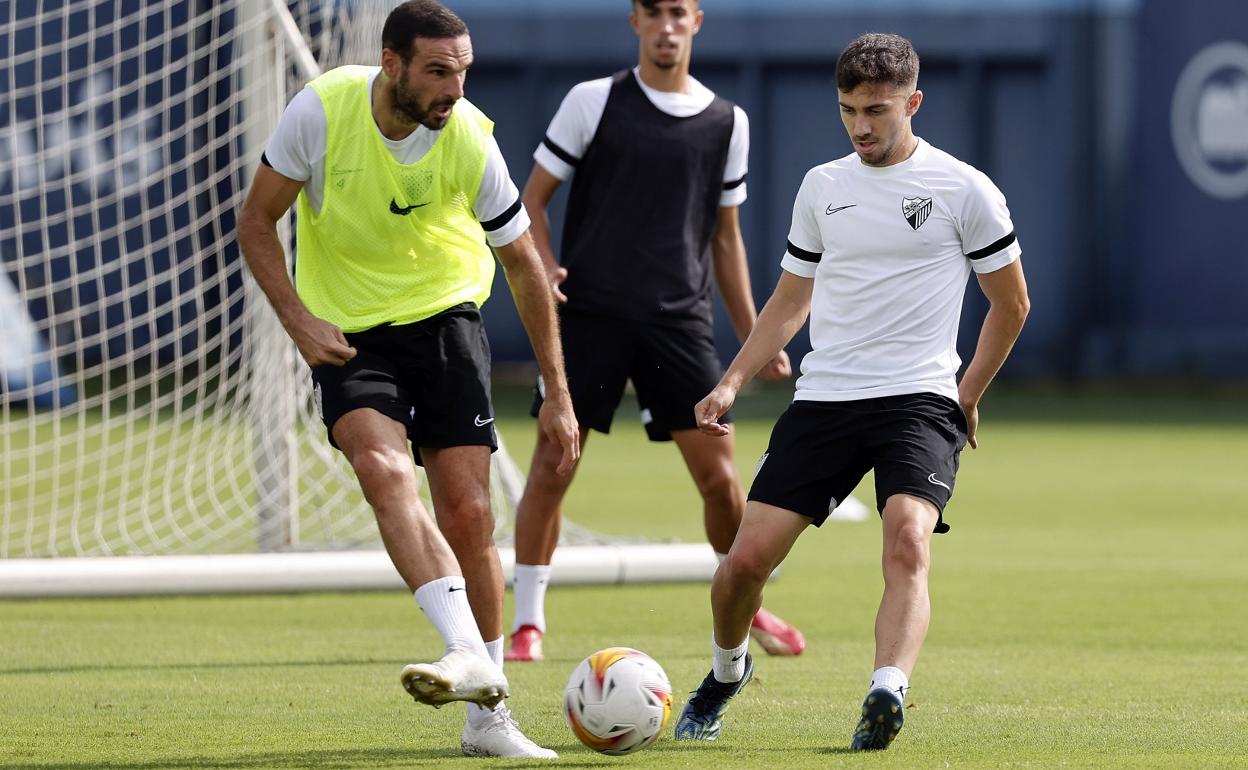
[310,303,497,466]
[530,308,728,441]
[747,393,968,533]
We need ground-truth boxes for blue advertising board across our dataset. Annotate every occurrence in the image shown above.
[1129,0,1248,374]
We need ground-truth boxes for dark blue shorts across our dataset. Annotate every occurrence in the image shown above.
[747,393,968,533]
[310,303,497,466]
[531,308,728,442]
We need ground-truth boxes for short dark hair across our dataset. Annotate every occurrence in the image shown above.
[382,0,469,62]
[633,0,698,9]
[835,33,919,93]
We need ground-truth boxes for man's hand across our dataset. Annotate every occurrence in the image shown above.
[547,264,569,304]
[538,393,580,473]
[289,313,357,367]
[959,396,979,449]
[694,383,738,437]
[756,350,792,381]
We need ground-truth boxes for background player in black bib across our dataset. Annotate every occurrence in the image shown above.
[505,0,804,663]
[674,33,1030,750]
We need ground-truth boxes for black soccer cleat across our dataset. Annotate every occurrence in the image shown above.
[673,653,754,741]
[850,687,904,750]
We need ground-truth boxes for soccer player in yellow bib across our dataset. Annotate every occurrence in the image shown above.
[238,0,577,760]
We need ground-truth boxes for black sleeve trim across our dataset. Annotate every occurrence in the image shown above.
[260,152,272,168]
[541,136,580,168]
[480,197,523,232]
[786,240,821,263]
[966,230,1017,261]
[723,174,747,191]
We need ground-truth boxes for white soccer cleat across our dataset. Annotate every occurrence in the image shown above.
[461,704,558,759]
[399,649,509,709]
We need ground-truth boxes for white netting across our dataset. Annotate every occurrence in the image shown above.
[0,0,539,558]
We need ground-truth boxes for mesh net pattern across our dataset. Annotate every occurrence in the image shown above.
[0,0,582,558]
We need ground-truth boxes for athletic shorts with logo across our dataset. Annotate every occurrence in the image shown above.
[530,307,729,441]
[748,393,968,533]
[310,302,497,466]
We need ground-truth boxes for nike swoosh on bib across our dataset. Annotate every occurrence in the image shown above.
[390,199,429,215]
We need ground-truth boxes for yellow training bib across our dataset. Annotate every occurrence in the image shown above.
[295,65,495,332]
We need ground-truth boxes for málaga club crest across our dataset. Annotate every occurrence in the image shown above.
[902,196,933,230]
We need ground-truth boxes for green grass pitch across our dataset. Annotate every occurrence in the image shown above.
[2,384,1246,768]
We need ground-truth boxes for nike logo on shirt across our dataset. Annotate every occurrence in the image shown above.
[390,199,429,215]
[825,204,857,215]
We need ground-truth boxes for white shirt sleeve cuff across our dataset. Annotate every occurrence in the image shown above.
[719,185,747,208]
[970,242,1021,274]
[486,205,532,248]
[533,146,573,181]
[781,254,819,278]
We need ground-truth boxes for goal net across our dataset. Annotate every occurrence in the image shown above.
[0,1,864,596]
[0,0,639,590]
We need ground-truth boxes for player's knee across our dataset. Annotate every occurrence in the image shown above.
[883,524,930,577]
[438,495,494,546]
[351,448,416,507]
[694,465,741,508]
[723,546,773,587]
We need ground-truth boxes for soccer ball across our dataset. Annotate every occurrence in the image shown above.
[563,647,673,755]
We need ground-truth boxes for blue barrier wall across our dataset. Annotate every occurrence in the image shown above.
[1123,0,1248,376]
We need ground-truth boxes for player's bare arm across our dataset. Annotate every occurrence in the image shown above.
[238,165,357,367]
[696,270,814,436]
[956,258,1030,449]
[495,229,580,472]
[710,206,791,382]
[520,164,568,303]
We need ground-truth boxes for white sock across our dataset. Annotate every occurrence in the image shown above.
[711,635,749,684]
[467,636,507,727]
[413,576,489,659]
[712,552,749,683]
[484,636,504,669]
[869,666,909,699]
[512,563,551,633]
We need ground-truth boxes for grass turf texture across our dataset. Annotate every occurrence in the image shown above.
[2,384,1246,768]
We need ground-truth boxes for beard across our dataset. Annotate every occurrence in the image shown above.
[854,135,896,167]
[393,78,455,131]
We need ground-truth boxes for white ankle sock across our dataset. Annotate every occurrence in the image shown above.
[484,636,504,669]
[512,563,551,632]
[413,576,488,659]
[711,636,749,683]
[466,636,506,727]
[869,666,909,699]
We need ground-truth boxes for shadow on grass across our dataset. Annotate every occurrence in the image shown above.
[1,737,874,768]
[0,652,624,677]
[0,746,559,769]
[0,657,406,677]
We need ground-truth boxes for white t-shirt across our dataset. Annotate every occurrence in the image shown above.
[782,138,1022,402]
[533,67,749,208]
[264,69,530,247]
